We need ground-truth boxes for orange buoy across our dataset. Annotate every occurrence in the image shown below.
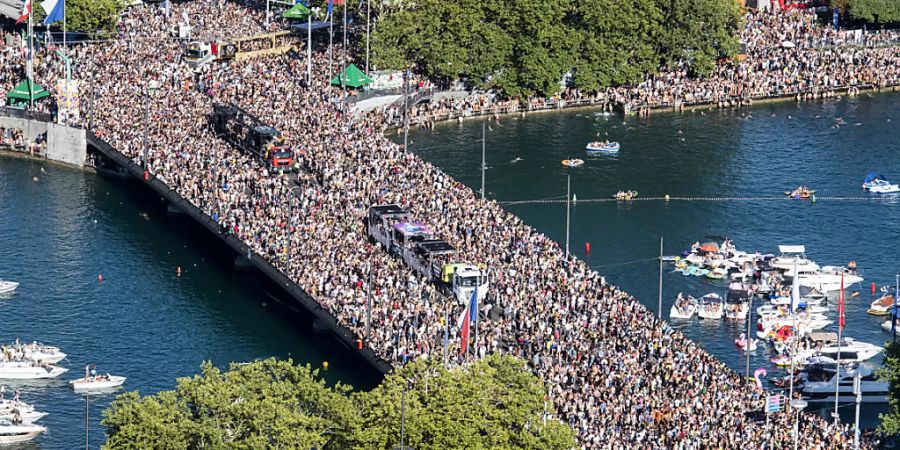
[585,242,591,255]
[97,274,103,283]
[872,282,877,295]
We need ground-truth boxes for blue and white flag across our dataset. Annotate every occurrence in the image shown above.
[40,0,64,25]
[893,279,899,339]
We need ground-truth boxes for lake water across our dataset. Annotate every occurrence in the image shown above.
[405,93,900,425]
[0,157,377,449]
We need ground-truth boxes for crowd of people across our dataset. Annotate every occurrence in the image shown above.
[0,1,893,448]
[383,8,900,125]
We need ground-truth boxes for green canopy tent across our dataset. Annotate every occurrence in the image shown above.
[6,79,50,105]
[330,64,374,89]
[282,3,310,20]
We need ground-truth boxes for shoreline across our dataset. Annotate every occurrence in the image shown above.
[389,84,899,132]
[0,147,91,172]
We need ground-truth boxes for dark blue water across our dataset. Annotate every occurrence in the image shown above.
[0,157,375,449]
[406,93,900,425]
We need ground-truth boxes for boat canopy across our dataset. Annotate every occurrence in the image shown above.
[699,242,719,253]
[700,294,723,303]
[726,289,751,304]
[863,172,887,183]
[778,245,806,254]
[807,332,838,342]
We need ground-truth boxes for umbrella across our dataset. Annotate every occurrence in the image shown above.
[699,242,720,253]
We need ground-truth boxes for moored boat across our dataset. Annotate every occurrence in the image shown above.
[862,172,900,193]
[698,293,724,319]
[867,294,895,315]
[0,362,68,380]
[801,365,888,403]
[670,293,698,319]
[70,365,126,391]
[0,419,45,444]
[585,141,620,154]
[0,280,18,295]
[561,159,584,168]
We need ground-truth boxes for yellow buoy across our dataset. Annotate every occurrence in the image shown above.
[323,361,329,370]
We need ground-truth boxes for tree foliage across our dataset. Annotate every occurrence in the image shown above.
[846,0,900,23]
[102,356,576,450]
[368,0,742,97]
[879,341,900,435]
[33,0,124,37]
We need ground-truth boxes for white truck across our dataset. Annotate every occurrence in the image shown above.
[366,205,488,303]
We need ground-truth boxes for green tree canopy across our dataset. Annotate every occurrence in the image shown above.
[32,0,124,38]
[846,0,900,23]
[368,0,742,98]
[879,341,900,435]
[102,356,576,450]
[102,359,358,449]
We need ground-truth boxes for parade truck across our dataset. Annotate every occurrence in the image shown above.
[366,205,489,304]
[212,104,296,173]
[182,41,236,68]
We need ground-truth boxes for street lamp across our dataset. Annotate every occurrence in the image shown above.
[790,399,808,450]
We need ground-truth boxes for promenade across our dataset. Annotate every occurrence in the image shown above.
[0,3,893,448]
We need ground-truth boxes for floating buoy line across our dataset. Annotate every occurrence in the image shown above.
[499,195,900,206]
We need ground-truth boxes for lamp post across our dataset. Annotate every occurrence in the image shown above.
[790,399,808,450]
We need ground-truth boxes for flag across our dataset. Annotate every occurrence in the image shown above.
[326,0,333,16]
[16,0,31,24]
[790,270,800,313]
[40,0,64,25]
[838,272,845,329]
[457,302,470,356]
[893,277,899,339]
[468,286,478,324]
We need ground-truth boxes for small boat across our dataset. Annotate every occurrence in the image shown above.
[70,365,126,391]
[1,342,67,365]
[867,294,895,315]
[0,362,68,380]
[698,293,724,319]
[725,285,751,320]
[585,141,620,154]
[784,186,816,199]
[770,245,820,273]
[670,293,698,319]
[882,318,900,333]
[561,159,584,168]
[0,419,45,444]
[0,409,47,423]
[0,281,18,295]
[862,173,900,193]
[613,190,637,201]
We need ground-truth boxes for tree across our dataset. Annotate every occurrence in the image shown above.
[102,359,359,449]
[879,341,900,435]
[846,0,900,23]
[349,355,576,450]
[33,0,124,38]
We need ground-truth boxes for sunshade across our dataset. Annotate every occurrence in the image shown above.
[330,63,373,88]
[282,2,309,19]
[6,79,49,103]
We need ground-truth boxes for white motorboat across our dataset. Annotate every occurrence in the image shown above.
[698,293,724,319]
[0,419,45,444]
[669,294,698,319]
[1,342,67,365]
[868,294,895,316]
[882,318,899,333]
[0,280,18,295]
[862,173,900,194]
[70,375,126,391]
[725,286,750,320]
[795,337,883,364]
[785,265,863,292]
[770,245,820,273]
[0,362,68,380]
[801,365,888,403]
[0,409,47,423]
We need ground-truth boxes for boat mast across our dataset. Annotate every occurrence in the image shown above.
[480,121,485,200]
[788,259,798,408]
[834,273,844,426]
[745,293,753,379]
[565,175,570,259]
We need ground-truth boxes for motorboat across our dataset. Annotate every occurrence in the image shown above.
[0,399,45,423]
[613,190,637,201]
[769,245,820,273]
[0,409,47,423]
[1,342,67,365]
[585,141,620,154]
[862,173,900,193]
[868,294,895,316]
[784,265,864,292]
[882,318,900,333]
[0,362,68,379]
[561,159,584,168]
[0,419,45,444]
[0,280,18,295]
[70,374,127,391]
[784,186,816,199]
[698,293,724,319]
[801,365,888,403]
[794,336,883,364]
[725,286,751,320]
[669,293,698,319]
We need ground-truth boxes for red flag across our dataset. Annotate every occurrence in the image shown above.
[458,304,470,356]
[16,0,31,23]
[838,272,845,329]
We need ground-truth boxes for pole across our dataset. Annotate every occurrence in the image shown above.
[480,121,485,200]
[854,372,861,450]
[834,319,842,425]
[746,294,753,380]
[328,7,333,79]
[265,0,269,27]
[365,262,372,344]
[306,11,312,85]
[365,0,370,74]
[27,4,33,108]
[657,236,663,319]
[63,0,66,52]
[402,69,409,153]
[565,175,570,259]
[894,274,899,343]
[443,303,448,368]
[341,0,347,107]
[793,406,800,450]
[85,392,89,450]
[788,259,798,405]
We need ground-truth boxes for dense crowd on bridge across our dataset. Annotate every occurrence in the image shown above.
[1,1,892,448]
[382,8,900,125]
